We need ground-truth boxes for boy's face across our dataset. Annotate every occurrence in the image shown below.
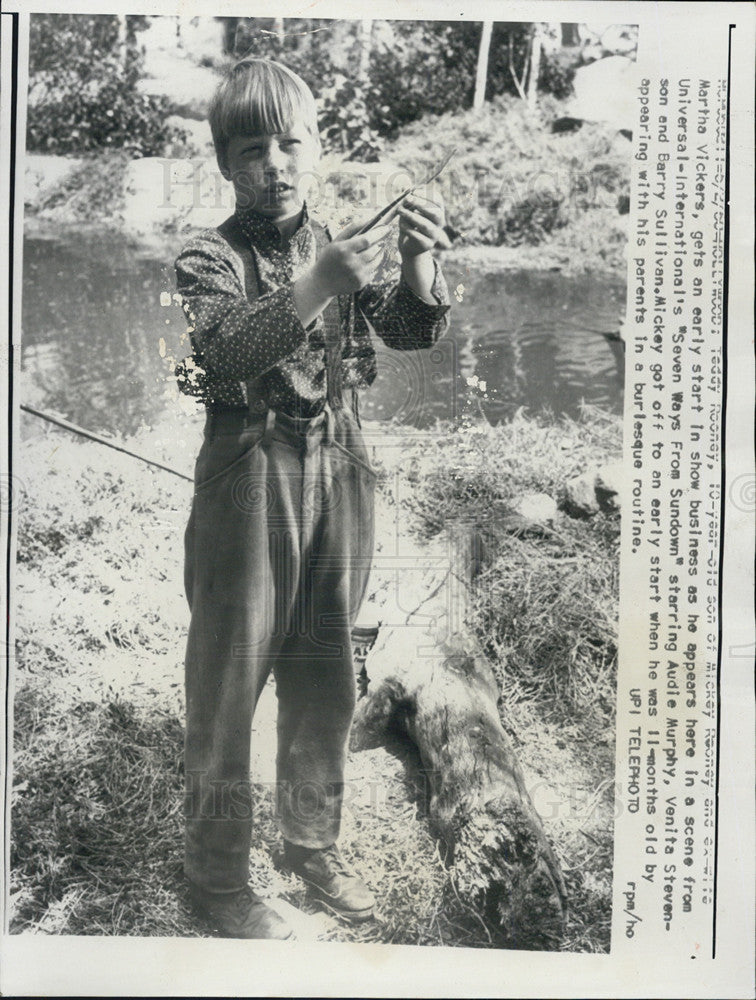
[221,120,320,223]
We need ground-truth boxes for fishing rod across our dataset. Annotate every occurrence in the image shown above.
[20,403,193,483]
[19,151,459,484]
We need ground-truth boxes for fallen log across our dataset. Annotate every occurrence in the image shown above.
[351,524,568,949]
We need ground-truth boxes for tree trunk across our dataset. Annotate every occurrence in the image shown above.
[508,32,527,102]
[561,22,581,47]
[357,19,373,81]
[473,21,494,110]
[116,14,128,64]
[351,527,568,948]
[527,24,543,108]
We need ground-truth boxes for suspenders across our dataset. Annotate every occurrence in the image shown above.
[215,214,359,421]
[310,221,347,414]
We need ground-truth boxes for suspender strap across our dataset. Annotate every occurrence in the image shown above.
[216,213,359,420]
[217,215,265,412]
[310,221,346,412]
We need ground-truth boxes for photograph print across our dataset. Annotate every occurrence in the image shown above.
[10,12,636,952]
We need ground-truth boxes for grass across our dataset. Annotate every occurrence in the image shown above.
[11,678,186,935]
[396,405,620,726]
[373,404,621,951]
[10,406,620,950]
[10,671,490,944]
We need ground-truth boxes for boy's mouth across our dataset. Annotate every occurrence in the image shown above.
[264,182,293,197]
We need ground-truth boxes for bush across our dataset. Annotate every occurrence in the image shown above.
[384,94,630,253]
[537,48,575,101]
[26,14,187,157]
[367,23,478,135]
[316,74,385,162]
[495,190,567,246]
[366,22,576,135]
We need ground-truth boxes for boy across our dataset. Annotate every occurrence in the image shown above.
[175,58,450,939]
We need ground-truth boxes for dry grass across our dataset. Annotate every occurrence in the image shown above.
[392,406,620,726]
[379,404,622,951]
[11,406,620,951]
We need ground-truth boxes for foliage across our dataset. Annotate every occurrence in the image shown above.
[27,14,187,157]
[385,93,630,250]
[316,74,386,162]
[365,21,576,135]
[230,18,577,155]
[366,22,480,134]
[537,47,576,101]
[495,190,567,246]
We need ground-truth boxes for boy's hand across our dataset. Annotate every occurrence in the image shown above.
[292,224,391,328]
[312,223,392,297]
[397,194,451,259]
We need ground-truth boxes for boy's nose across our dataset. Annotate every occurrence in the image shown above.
[263,142,285,173]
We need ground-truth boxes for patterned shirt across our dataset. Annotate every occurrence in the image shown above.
[174,204,451,418]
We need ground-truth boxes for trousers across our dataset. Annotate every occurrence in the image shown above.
[182,403,377,892]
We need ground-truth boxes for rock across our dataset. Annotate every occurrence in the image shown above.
[566,56,636,133]
[563,471,600,518]
[25,154,84,207]
[121,155,233,245]
[508,492,558,526]
[595,462,624,512]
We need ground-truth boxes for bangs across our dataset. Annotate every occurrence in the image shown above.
[210,59,318,158]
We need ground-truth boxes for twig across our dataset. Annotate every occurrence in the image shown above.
[449,875,493,944]
[403,568,452,625]
[508,36,527,101]
[561,845,603,872]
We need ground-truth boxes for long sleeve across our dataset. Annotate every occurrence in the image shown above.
[356,258,451,351]
[175,231,309,383]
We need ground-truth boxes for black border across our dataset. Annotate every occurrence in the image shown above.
[2,9,19,938]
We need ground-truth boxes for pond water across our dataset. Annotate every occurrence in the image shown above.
[20,232,625,441]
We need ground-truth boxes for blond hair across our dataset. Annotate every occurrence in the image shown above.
[209,59,319,169]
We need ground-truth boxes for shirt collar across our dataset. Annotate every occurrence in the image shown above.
[234,202,311,250]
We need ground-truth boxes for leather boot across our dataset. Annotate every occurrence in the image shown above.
[189,882,295,940]
[283,842,375,923]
